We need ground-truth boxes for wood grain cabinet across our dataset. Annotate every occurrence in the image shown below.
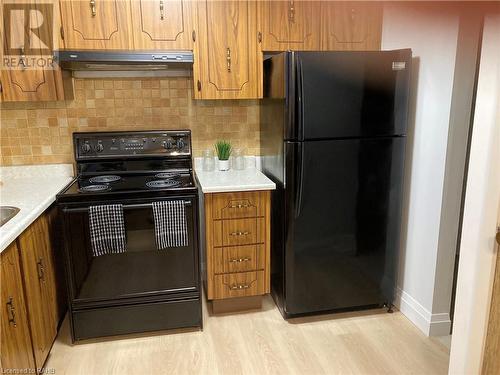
[0,0,72,101]
[0,207,64,373]
[59,0,133,50]
[130,0,194,50]
[17,213,59,368]
[259,0,321,51]
[193,0,262,99]
[0,243,36,373]
[320,1,383,51]
[204,191,270,311]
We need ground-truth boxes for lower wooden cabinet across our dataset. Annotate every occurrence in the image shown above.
[17,212,59,368]
[0,206,64,373]
[0,243,35,372]
[204,190,271,310]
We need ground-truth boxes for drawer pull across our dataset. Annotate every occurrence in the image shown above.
[230,231,250,236]
[229,204,250,209]
[229,284,250,290]
[229,257,251,263]
[6,297,16,327]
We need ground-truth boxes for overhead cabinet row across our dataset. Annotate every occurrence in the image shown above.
[59,0,382,52]
[1,1,382,101]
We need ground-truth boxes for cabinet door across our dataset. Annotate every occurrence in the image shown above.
[0,243,36,373]
[59,0,133,49]
[193,0,261,99]
[1,1,67,101]
[17,214,58,369]
[321,2,383,51]
[131,0,194,50]
[260,1,321,51]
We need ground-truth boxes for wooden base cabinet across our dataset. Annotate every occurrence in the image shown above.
[0,207,64,373]
[204,191,271,310]
[0,243,36,373]
[17,212,59,369]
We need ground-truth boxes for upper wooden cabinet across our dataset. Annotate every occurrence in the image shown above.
[130,0,194,50]
[193,0,262,99]
[59,0,133,49]
[259,1,321,51]
[320,2,383,51]
[1,1,72,101]
[0,66,69,102]
[0,243,36,373]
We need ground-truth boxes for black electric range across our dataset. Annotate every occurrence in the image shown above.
[56,130,202,341]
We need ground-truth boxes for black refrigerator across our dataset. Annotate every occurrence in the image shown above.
[261,50,411,318]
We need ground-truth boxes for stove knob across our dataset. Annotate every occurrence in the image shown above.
[176,138,185,149]
[163,140,173,149]
[95,143,104,153]
[81,143,91,153]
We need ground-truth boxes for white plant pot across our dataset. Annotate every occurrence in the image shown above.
[218,159,230,171]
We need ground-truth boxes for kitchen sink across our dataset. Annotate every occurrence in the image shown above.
[0,206,20,227]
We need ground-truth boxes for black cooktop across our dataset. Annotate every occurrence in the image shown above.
[58,171,197,201]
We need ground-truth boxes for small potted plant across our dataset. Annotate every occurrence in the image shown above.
[214,140,232,171]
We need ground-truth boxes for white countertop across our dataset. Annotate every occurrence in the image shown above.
[0,164,74,253]
[195,167,276,193]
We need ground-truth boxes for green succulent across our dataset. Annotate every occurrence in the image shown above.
[214,140,232,161]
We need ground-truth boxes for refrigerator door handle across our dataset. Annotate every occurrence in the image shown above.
[297,57,305,141]
[295,142,304,218]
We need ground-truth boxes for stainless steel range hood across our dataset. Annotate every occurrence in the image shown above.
[55,50,193,71]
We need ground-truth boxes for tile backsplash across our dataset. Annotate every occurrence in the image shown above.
[0,77,260,166]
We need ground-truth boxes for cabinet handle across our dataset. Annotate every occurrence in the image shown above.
[159,0,164,20]
[90,0,96,17]
[197,80,202,91]
[230,231,250,236]
[20,47,26,69]
[36,257,45,281]
[289,0,295,22]
[6,297,16,327]
[351,8,356,21]
[229,284,250,290]
[229,257,251,263]
[229,204,249,209]
[226,47,231,72]
[258,31,262,43]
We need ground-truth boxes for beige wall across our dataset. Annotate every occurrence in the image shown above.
[0,77,260,166]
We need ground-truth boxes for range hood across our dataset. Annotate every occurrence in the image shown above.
[55,50,193,71]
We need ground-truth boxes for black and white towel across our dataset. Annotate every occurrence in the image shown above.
[88,204,127,257]
[152,201,188,250]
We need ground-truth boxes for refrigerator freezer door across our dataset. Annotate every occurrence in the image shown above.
[283,137,405,315]
[293,50,411,140]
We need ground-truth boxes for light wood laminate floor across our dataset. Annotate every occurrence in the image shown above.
[46,296,450,375]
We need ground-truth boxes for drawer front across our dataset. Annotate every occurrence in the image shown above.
[212,191,266,220]
[213,271,265,299]
[213,218,265,247]
[214,245,265,274]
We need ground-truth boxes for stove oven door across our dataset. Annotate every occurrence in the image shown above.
[60,196,199,308]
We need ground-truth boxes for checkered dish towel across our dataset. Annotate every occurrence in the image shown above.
[152,201,188,250]
[88,204,127,257]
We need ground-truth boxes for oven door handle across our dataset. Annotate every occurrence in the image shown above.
[62,200,192,213]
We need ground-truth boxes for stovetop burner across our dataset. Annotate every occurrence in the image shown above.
[79,184,111,193]
[155,172,181,180]
[89,175,122,184]
[146,180,181,189]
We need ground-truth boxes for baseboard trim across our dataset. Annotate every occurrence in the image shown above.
[394,287,452,336]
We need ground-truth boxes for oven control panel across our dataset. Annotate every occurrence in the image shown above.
[74,130,192,160]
